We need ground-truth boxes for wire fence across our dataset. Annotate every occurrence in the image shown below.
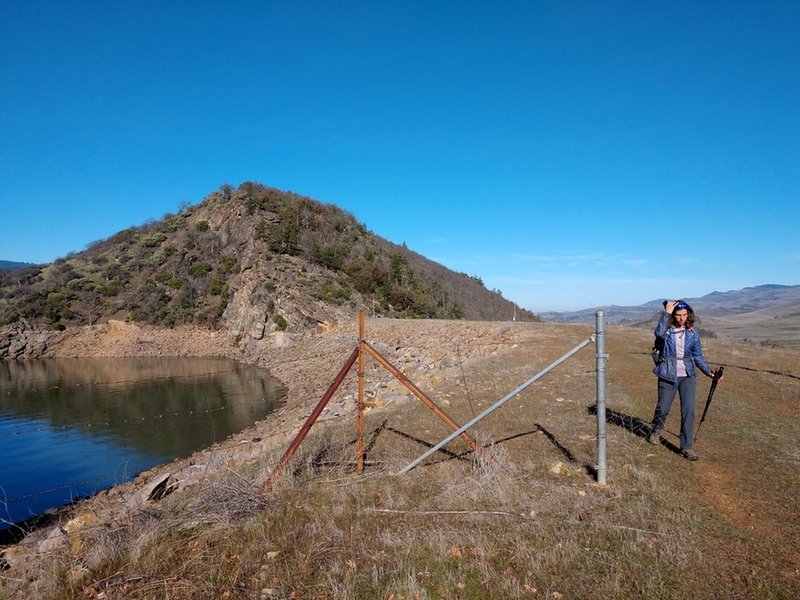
[1,316,607,562]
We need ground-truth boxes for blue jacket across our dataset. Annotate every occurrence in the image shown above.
[652,311,714,382]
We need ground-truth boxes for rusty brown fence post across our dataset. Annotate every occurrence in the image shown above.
[261,311,483,494]
[260,347,359,494]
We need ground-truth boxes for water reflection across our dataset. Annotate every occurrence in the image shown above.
[0,358,285,530]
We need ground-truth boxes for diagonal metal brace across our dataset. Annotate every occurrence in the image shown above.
[260,346,360,494]
[363,341,481,454]
[397,336,596,475]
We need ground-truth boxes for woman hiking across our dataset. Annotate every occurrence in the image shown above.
[648,300,721,460]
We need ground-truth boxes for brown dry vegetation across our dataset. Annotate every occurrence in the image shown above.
[1,319,799,599]
[0,183,534,340]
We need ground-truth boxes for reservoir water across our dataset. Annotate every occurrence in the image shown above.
[0,357,285,532]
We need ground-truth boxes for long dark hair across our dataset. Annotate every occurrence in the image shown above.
[670,300,696,329]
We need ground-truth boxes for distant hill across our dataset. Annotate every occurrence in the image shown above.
[0,183,535,337]
[542,284,800,350]
[0,260,36,271]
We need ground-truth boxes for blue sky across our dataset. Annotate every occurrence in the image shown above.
[1,1,798,312]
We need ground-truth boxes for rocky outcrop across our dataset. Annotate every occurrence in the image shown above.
[0,319,59,359]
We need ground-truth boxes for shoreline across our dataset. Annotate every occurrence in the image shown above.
[2,317,554,566]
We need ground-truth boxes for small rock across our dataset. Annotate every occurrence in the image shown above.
[125,473,176,509]
[39,526,67,553]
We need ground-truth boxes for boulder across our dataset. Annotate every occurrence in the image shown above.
[0,319,58,359]
[124,473,177,510]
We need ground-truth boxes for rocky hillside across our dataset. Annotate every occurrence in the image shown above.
[0,183,535,358]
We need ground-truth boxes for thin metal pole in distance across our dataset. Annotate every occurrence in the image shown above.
[595,311,608,485]
[357,310,366,473]
[397,336,596,476]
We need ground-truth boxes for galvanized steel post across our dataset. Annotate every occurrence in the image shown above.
[397,336,596,475]
[357,309,366,473]
[596,310,607,485]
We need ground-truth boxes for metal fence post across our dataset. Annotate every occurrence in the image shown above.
[397,336,596,475]
[596,310,607,485]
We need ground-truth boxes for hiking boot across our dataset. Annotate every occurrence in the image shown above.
[646,429,661,444]
[681,449,700,461]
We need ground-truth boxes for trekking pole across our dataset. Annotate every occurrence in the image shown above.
[694,366,724,443]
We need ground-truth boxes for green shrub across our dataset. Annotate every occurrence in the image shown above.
[216,286,231,317]
[188,262,212,277]
[138,232,167,248]
[312,244,346,271]
[150,271,171,284]
[101,280,124,296]
[44,290,73,327]
[313,281,351,304]
[219,255,237,274]
[148,250,168,267]
[209,272,226,295]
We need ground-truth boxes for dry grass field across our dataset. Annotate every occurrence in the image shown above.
[2,321,798,599]
[703,302,800,351]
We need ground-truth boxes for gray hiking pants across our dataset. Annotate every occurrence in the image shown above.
[652,376,697,450]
